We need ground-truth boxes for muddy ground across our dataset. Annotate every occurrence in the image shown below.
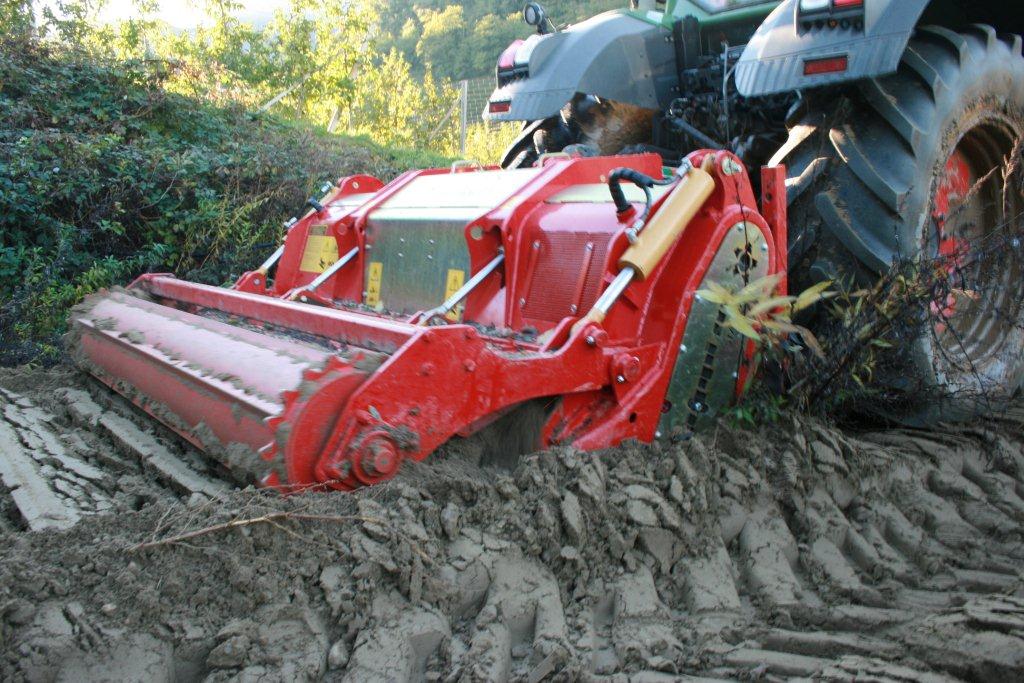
[1,367,1023,682]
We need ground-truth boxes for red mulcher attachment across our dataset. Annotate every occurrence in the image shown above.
[68,151,787,491]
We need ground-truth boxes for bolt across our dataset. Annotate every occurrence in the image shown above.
[427,255,433,260]
[722,157,743,175]
[398,252,404,258]
[616,374,626,384]
[519,297,526,307]
[732,371,739,379]
[736,224,744,233]
[253,278,261,286]
[300,295,308,302]
[1014,238,1021,249]
[695,294,702,302]
[533,240,541,249]
[761,242,769,252]
[569,304,578,313]
[655,431,662,438]
[680,344,687,352]
[694,401,703,411]
[585,335,596,347]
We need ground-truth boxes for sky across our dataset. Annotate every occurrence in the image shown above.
[93,0,288,29]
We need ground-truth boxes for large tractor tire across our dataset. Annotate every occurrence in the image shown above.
[778,25,1024,422]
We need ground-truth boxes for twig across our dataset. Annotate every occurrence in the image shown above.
[127,511,385,552]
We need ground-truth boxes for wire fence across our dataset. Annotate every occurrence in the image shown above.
[453,76,518,159]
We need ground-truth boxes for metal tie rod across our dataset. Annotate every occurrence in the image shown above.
[306,246,360,293]
[419,250,505,324]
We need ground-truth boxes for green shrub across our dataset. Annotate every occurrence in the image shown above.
[0,38,449,364]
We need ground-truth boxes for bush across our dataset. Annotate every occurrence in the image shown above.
[0,38,449,364]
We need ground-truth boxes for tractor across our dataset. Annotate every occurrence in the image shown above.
[488,0,1024,421]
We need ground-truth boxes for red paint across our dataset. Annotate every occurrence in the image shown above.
[803,55,848,75]
[70,152,784,492]
[932,150,973,325]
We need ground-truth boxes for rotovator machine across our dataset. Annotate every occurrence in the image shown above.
[69,151,788,491]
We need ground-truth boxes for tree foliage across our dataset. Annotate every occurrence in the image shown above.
[0,36,446,363]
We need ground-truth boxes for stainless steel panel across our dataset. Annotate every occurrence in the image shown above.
[659,221,771,437]
[363,169,544,315]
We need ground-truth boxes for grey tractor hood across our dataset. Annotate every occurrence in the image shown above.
[483,11,677,122]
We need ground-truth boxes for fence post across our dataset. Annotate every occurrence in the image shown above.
[459,79,469,157]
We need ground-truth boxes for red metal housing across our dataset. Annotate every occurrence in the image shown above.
[68,152,783,491]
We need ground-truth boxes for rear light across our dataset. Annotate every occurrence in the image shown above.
[799,0,864,32]
[488,100,512,114]
[799,0,830,12]
[497,40,523,71]
[803,55,849,76]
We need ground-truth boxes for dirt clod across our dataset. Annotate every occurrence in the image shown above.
[1,366,1024,681]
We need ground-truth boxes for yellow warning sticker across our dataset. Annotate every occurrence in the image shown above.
[444,268,465,321]
[365,261,383,308]
[298,225,339,273]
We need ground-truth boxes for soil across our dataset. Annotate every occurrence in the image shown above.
[2,366,1024,682]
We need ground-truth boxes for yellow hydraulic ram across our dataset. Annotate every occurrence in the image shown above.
[573,162,716,334]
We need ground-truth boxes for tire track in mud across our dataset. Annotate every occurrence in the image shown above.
[1,367,1023,681]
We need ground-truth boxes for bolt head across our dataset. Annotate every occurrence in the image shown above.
[679,344,687,352]
[616,374,626,384]
[585,335,596,346]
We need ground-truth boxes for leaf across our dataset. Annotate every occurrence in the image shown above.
[733,272,784,304]
[723,306,761,341]
[792,324,826,359]
[748,295,796,317]
[696,287,730,305]
[792,280,835,312]
[760,319,801,334]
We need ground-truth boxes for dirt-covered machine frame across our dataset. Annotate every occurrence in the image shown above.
[70,152,787,490]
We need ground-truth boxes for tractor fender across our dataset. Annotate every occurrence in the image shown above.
[735,0,930,97]
[485,11,677,122]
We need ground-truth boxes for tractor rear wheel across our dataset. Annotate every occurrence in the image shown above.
[778,25,1024,422]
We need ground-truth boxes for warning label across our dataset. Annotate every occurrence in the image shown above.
[444,268,465,321]
[365,261,383,308]
[299,225,339,273]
